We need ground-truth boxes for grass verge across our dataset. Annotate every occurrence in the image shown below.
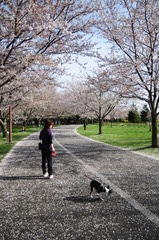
[0,126,41,162]
[77,123,159,159]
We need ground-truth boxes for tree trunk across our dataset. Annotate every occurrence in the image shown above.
[22,121,26,132]
[98,104,102,134]
[84,118,87,130]
[151,110,158,148]
[98,117,102,135]
[34,118,41,127]
[0,118,8,138]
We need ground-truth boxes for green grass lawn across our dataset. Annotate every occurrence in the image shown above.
[77,123,159,159]
[0,126,41,162]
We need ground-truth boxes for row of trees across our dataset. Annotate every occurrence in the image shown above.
[0,0,159,147]
[0,0,98,136]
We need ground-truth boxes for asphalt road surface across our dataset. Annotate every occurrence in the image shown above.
[0,125,159,240]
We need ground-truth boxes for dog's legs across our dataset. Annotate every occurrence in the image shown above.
[97,193,104,201]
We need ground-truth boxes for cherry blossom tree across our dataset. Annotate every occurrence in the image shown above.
[0,0,98,136]
[13,83,76,128]
[66,70,121,134]
[96,0,159,147]
[0,54,60,136]
[64,79,91,129]
[84,70,121,134]
[14,85,57,125]
[0,0,97,89]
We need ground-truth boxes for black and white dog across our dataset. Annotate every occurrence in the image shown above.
[85,175,112,200]
[90,179,112,200]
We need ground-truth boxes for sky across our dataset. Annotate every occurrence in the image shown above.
[58,35,111,87]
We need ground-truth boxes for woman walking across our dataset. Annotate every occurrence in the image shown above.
[39,120,55,179]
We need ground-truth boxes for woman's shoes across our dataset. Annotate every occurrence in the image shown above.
[43,172,49,178]
[43,173,53,179]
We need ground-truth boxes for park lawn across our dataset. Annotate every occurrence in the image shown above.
[0,126,41,162]
[77,123,159,159]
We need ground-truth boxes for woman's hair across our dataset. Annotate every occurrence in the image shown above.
[44,120,54,129]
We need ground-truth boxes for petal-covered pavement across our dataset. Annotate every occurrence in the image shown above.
[0,125,159,240]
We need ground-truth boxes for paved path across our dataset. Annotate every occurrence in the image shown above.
[0,125,159,240]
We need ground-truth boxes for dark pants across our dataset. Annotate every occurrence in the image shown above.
[42,150,53,176]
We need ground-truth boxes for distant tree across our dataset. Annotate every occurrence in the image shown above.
[128,110,140,123]
[140,105,149,123]
[85,72,118,134]
[128,105,140,123]
[66,70,121,134]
